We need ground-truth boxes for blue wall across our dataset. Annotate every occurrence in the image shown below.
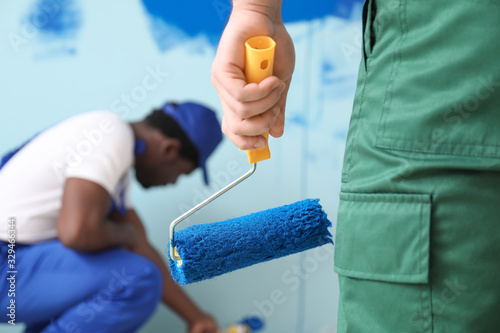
[0,1,363,332]
[140,0,362,48]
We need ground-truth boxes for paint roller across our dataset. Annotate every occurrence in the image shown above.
[219,315,264,333]
[168,36,333,284]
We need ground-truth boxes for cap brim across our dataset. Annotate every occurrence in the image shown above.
[201,161,209,185]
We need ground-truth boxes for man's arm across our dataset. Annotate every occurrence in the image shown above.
[57,177,217,332]
[114,209,217,333]
[57,177,139,251]
[211,0,294,149]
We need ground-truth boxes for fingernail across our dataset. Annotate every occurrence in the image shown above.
[254,141,266,148]
[273,106,280,115]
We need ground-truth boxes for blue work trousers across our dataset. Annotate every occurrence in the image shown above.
[0,240,162,333]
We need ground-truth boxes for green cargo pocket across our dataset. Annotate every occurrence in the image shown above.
[334,192,431,283]
[334,192,433,333]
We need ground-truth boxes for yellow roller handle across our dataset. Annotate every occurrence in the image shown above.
[244,36,276,164]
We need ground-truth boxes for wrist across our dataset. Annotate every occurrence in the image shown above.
[185,309,209,325]
[118,222,140,250]
[232,0,283,23]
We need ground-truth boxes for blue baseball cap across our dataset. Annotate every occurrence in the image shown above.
[162,102,223,185]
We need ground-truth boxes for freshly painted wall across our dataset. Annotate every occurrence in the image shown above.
[0,0,363,332]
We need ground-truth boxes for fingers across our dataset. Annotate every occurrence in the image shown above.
[222,112,276,150]
[269,78,291,138]
[188,316,218,333]
[212,73,286,150]
[220,77,284,115]
[212,73,285,116]
[224,107,280,137]
[220,87,281,133]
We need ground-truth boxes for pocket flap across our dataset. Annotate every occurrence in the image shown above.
[334,192,431,284]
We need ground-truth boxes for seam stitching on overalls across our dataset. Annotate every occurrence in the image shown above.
[376,0,405,143]
[378,138,500,148]
[375,142,500,158]
[342,68,368,185]
[340,193,429,204]
[419,199,424,277]
[342,0,373,185]
[421,200,433,332]
[418,200,426,331]
[427,196,434,332]
[334,266,424,279]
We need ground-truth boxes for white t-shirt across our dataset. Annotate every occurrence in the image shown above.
[0,111,134,244]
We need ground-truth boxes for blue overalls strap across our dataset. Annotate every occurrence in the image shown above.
[0,139,34,171]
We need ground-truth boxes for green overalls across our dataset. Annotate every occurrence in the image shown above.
[334,0,500,332]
